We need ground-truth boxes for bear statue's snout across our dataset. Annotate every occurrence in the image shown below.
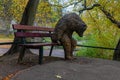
[76,24,87,37]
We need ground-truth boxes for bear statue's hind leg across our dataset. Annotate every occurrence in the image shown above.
[71,38,77,59]
[61,34,73,60]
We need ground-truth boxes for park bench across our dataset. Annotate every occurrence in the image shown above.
[13,24,59,64]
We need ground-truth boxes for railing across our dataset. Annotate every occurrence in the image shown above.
[0,42,118,50]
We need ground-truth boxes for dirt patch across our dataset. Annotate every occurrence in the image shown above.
[0,53,63,80]
[0,45,11,49]
[0,39,13,49]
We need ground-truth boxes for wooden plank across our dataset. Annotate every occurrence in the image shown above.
[0,42,14,45]
[13,24,54,32]
[14,32,52,38]
[19,43,59,49]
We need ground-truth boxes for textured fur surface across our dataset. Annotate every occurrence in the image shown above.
[52,13,87,59]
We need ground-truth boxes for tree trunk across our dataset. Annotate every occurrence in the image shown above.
[20,0,39,25]
[4,0,40,55]
[113,39,120,60]
[98,7,120,60]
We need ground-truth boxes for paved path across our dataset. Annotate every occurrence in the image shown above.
[31,48,64,58]
[0,48,9,56]
[11,57,120,80]
[0,48,65,58]
[1,48,120,80]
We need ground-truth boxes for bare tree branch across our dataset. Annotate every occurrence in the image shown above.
[78,1,120,28]
[84,0,86,8]
[51,0,120,29]
[99,7,120,28]
[50,0,83,8]
[79,3,101,14]
[63,0,83,8]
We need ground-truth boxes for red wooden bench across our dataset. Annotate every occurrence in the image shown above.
[13,24,59,64]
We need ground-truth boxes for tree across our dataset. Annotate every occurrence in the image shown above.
[80,0,120,60]
[99,6,120,60]
[0,0,28,34]
[0,0,28,22]
[36,0,62,26]
[36,0,53,26]
[4,0,40,55]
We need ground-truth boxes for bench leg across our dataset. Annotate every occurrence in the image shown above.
[39,46,43,64]
[18,47,26,63]
[49,45,54,56]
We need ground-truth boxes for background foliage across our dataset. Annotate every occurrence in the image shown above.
[74,0,120,59]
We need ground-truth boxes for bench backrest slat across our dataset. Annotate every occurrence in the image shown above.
[13,24,54,32]
[15,32,52,38]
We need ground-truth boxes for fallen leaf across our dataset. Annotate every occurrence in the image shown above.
[0,75,3,79]
[2,71,19,80]
[2,76,9,80]
[55,74,62,79]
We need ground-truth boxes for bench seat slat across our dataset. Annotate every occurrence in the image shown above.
[15,32,52,37]
[13,24,54,32]
[19,43,59,48]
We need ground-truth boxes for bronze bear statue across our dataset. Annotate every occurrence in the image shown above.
[52,13,87,60]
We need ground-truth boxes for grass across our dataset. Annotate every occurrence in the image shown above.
[74,32,116,60]
[0,34,14,48]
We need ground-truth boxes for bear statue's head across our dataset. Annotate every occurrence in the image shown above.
[75,21,87,37]
[71,18,87,37]
[65,13,87,37]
